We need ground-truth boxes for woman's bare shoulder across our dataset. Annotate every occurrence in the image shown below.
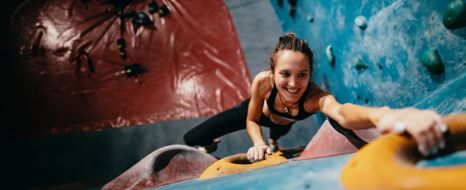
[251,71,273,98]
[304,81,332,112]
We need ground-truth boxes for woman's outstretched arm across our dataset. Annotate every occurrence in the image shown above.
[246,72,272,162]
[319,94,446,156]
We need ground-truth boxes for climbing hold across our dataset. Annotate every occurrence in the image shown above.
[442,0,466,29]
[325,45,335,67]
[119,11,136,20]
[278,0,283,7]
[354,16,368,30]
[132,12,152,30]
[421,48,445,75]
[377,63,383,70]
[341,113,466,190]
[307,14,314,23]
[158,4,170,17]
[102,145,217,190]
[148,1,159,14]
[124,63,146,77]
[117,38,127,60]
[355,59,368,70]
[288,0,297,19]
[199,152,288,180]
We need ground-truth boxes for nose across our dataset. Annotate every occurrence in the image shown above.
[288,76,297,87]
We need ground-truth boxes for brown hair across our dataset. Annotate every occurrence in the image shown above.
[269,33,315,76]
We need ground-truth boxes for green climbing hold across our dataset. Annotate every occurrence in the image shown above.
[442,0,466,29]
[421,48,445,75]
[355,58,368,70]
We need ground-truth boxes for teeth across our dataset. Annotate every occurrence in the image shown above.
[287,88,298,94]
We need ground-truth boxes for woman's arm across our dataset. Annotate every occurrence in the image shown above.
[319,94,446,156]
[319,95,390,129]
[246,72,272,162]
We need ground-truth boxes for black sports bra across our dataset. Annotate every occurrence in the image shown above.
[266,84,315,121]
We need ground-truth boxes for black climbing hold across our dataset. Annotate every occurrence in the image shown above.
[307,15,314,23]
[87,57,95,73]
[442,0,466,29]
[289,7,296,18]
[124,64,146,77]
[132,12,152,30]
[78,50,95,74]
[117,38,126,49]
[159,5,170,17]
[278,0,284,7]
[117,38,127,60]
[325,45,335,67]
[288,0,297,19]
[355,59,368,70]
[81,0,90,9]
[421,48,445,75]
[377,63,383,70]
[148,1,159,14]
[119,11,136,20]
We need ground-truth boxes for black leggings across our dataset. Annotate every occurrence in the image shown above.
[183,98,294,146]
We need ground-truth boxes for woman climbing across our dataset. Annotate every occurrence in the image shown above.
[184,33,446,162]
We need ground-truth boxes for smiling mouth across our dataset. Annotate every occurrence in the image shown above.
[285,88,299,95]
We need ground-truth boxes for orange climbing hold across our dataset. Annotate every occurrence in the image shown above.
[341,113,466,190]
[199,151,288,180]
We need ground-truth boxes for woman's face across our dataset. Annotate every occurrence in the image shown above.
[273,50,310,103]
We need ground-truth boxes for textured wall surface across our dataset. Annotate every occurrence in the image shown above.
[6,0,251,135]
[8,0,464,189]
[271,0,466,115]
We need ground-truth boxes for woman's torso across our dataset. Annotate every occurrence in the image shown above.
[259,71,323,125]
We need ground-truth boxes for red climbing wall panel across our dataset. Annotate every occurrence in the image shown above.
[7,0,250,135]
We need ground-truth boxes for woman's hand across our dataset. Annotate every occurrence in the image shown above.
[247,144,272,163]
[377,108,447,156]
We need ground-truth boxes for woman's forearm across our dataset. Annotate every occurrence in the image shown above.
[338,103,392,130]
[246,120,266,145]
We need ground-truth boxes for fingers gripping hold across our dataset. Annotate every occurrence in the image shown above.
[247,144,272,163]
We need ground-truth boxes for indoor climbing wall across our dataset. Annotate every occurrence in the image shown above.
[271,0,466,115]
[6,0,250,135]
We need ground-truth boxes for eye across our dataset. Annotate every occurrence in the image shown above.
[298,73,308,78]
[279,71,290,77]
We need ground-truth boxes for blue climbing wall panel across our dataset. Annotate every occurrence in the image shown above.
[270,0,466,116]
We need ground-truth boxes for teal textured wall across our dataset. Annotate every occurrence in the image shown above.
[271,0,466,115]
